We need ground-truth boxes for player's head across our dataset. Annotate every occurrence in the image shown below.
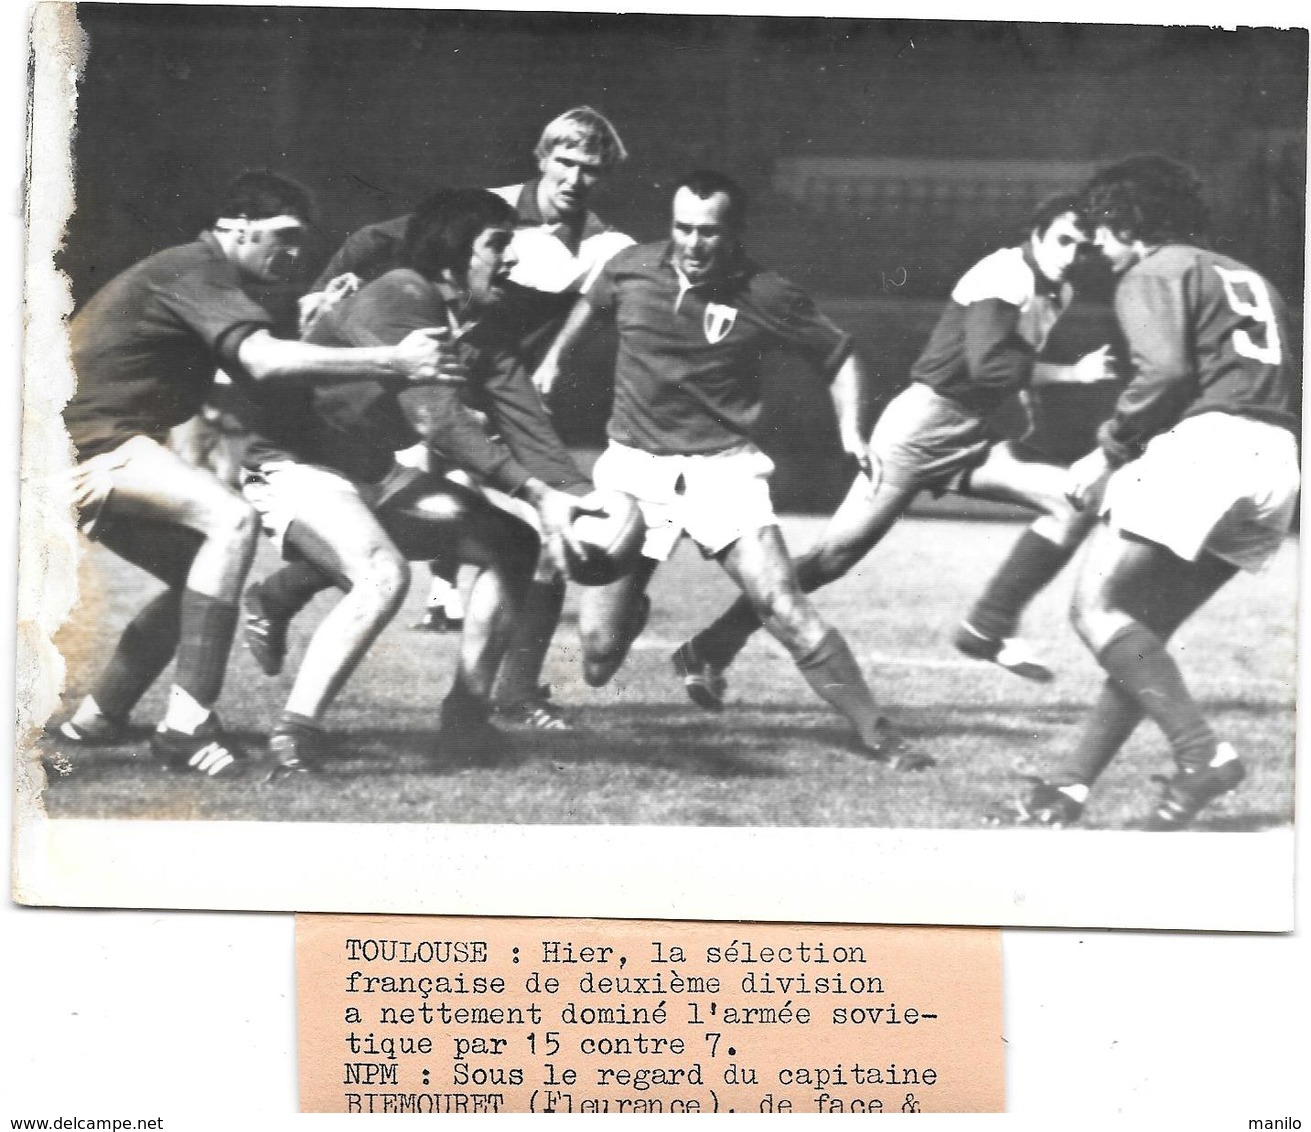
[402,188,519,309]
[213,170,314,283]
[533,106,628,222]
[1083,155,1210,272]
[1025,191,1090,287]
[670,170,746,285]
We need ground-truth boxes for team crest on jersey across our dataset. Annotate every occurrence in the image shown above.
[703,303,738,343]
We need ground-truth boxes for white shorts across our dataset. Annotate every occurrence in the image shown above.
[65,434,175,537]
[395,443,539,531]
[591,440,778,561]
[241,460,402,556]
[1101,413,1300,573]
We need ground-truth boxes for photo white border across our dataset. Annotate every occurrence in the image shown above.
[12,0,1306,933]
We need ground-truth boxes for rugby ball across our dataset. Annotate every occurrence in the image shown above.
[566,490,645,586]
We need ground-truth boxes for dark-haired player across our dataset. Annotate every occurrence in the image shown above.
[534,170,927,767]
[677,194,1093,703]
[240,189,590,774]
[292,106,633,730]
[54,172,454,775]
[952,248,1123,681]
[992,155,1300,829]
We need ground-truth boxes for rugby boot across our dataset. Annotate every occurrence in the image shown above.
[985,779,1084,827]
[953,621,1054,683]
[264,728,325,784]
[1143,744,1245,831]
[434,694,513,768]
[672,640,727,712]
[150,715,246,777]
[859,718,935,771]
[494,686,572,731]
[48,702,127,746]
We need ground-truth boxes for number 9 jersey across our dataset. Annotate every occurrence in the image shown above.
[1097,244,1300,465]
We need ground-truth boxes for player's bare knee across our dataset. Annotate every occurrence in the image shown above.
[207,494,260,552]
[751,583,817,654]
[356,546,410,618]
[580,625,627,687]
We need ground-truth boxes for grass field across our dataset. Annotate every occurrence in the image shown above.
[36,513,1298,831]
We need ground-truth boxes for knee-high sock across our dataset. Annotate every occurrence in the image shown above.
[92,589,183,720]
[966,528,1074,640]
[795,629,888,747]
[1097,623,1215,771]
[691,594,764,670]
[1054,679,1144,787]
[253,558,334,619]
[494,578,565,706]
[174,590,239,709]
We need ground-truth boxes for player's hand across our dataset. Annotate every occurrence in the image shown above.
[524,482,586,574]
[532,359,561,399]
[324,272,362,300]
[1070,345,1116,384]
[296,273,363,336]
[394,328,469,386]
[1065,448,1111,510]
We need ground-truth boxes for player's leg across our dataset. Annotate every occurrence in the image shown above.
[57,529,195,742]
[987,534,1231,827]
[84,439,259,772]
[262,475,411,776]
[680,384,974,692]
[492,562,570,727]
[578,442,675,689]
[953,442,1097,680]
[718,524,929,768]
[393,443,465,633]
[472,486,574,729]
[1046,551,1232,800]
[243,558,335,676]
[578,557,660,688]
[413,562,466,632]
[683,473,919,686]
[1071,525,1240,819]
[386,480,540,761]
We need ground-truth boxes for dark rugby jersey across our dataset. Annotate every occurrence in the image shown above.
[244,269,586,493]
[64,233,271,459]
[910,245,1067,418]
[587,242,853,455]
[1097,244,1301,463]
[311,183,631,363]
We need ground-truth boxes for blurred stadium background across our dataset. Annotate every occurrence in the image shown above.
[60,11,1306,512]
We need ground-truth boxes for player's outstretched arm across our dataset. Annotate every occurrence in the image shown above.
[236,327,467,388]
[532,296,600,397]
[828,353,875,481]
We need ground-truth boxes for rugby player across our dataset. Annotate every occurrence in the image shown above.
[55,171,454,775]
[240,188,590,776]
[533,170,929,769]
[675,193,1092,705]
[278,106,632,730]
[991,155,1300,829]
[953,248,1123,682]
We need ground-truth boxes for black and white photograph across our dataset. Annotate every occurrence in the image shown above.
[13,3,1305,927]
